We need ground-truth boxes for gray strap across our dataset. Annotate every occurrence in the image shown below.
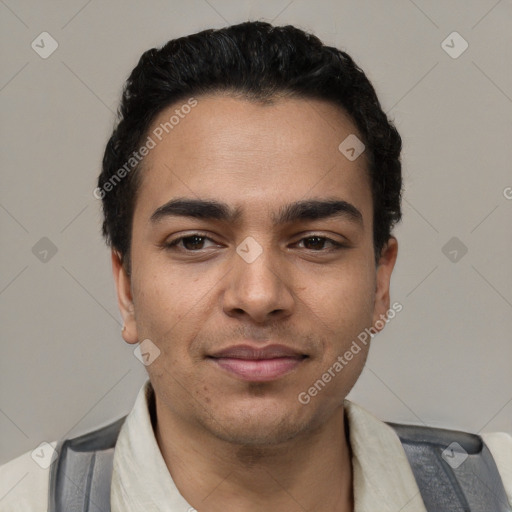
[48,416,125,512]
[389,422,512,512]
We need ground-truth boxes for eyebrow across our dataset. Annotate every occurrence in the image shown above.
[149,197,363,226]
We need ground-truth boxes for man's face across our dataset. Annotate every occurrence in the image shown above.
[113,94,397,445]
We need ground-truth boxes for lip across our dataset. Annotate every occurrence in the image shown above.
[208,344,307,382]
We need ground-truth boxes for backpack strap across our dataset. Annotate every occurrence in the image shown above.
[388,422,511,512]
[48,415,126,512]
[48,416,510,512]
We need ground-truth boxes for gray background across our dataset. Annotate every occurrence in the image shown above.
[1,0,511,465]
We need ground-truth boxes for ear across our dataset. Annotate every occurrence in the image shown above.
[111,250,139,344]
[372,237,398,331]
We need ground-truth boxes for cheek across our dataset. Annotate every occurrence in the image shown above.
[132,266,220,367]
[133,256,197,319]
[312,260,376,329]
[302,268,375,402]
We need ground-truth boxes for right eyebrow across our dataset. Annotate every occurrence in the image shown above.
[149,198,242,224]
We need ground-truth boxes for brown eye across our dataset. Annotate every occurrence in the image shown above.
[181,235,207,250]
[302,236,326,250]
[297,236,344,251]
[164,233,217,251]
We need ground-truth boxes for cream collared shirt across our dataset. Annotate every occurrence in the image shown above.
[1,378,511,512]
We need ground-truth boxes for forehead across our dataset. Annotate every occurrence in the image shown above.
[133,94,372,225]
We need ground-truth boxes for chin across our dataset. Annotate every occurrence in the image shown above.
[198,400,313,447]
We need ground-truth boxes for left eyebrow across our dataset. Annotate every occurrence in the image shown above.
[273,198,363,226]
[149,197,363,226]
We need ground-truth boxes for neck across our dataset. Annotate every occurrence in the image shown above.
[154,398,353,512]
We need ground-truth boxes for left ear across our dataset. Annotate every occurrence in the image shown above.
[372,237,398,331]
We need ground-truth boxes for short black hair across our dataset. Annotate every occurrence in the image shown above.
[98,21,402,272]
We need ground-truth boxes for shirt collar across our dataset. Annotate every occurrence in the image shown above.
[344,398,427,511]
[111,379,426,511]
[110,379,191,511]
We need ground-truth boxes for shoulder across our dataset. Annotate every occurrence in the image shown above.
[0,441,57,512]
[481,431,512,505]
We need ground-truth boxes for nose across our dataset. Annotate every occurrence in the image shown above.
[222,244,295,324]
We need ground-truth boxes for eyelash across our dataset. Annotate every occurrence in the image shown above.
[163,232,347,252]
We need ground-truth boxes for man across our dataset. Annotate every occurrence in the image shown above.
[1,21,510,512]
